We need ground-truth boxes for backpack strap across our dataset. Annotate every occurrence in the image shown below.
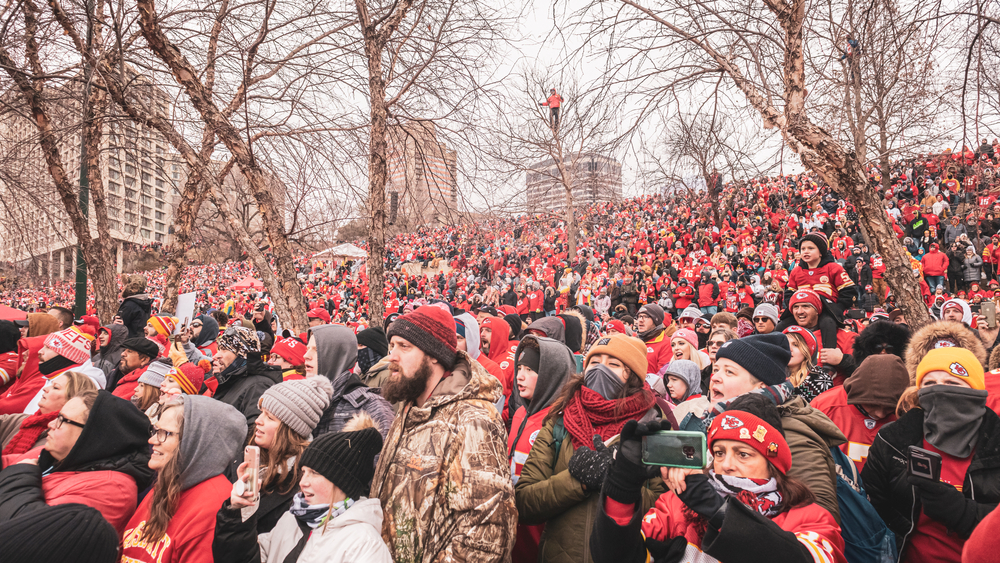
[550,416,568,470]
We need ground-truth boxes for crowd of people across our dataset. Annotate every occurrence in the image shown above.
[1,145,1000,562]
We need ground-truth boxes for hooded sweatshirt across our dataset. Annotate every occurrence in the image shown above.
[0,391,154,533]
[457,313,507,411]
[121,396,246,563]
[191,314,219,358]
[92,324,128,377]
[312,325,393,438]
[482,316,515,390]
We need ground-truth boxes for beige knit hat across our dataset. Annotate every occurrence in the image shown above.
[258,376,333,438]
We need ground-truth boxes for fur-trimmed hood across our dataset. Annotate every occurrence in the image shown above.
[988,344,1000,371]
[904,320,986,384]
[853,321,911,366]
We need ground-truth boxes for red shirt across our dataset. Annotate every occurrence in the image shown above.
[810,386,895,472]
[786,261,855,302]
[903,441,973,563]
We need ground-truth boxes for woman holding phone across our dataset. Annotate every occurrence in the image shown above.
[120,395,247,563]
[591,400,847,563]
[213,376,332,556]
[863,347,1000,563]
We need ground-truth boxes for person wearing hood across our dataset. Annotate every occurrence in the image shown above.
[0,390,154,533]
[660,359,701,404]
[456,313,507,415]
[115,274,153,339]
[481,316,515,391]
[107,337,158,400]
[672,333,846,522]
[634,304,673,375]
[372,306,516,562]
[213,377,333,561]
[0,326,104,416]
[121,395,246,563]
[91,324,128,378]
[208,326,282,433]
[189,314,219,359]
[305,324,393,438]
[215,418,391,563]
[356,326,391,389]
[862,347,1000,562]
[0,320,20,393]
[0,371,97,460]
[811,354,909,472]
[516,333,665,563]
[507,335,576,563]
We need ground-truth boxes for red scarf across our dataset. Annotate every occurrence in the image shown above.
[562,385,655,448]
[3,410,59,456]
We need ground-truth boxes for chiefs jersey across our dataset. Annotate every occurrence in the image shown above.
[786,261,854,302]
[810,386,894,471]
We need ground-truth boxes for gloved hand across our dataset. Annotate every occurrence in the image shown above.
[677,473,726,529]
[568,436,614,491]
[908,474,978,536]
[603,420,663,505]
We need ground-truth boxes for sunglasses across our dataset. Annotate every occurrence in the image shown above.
[707,340,727,347]
[753,317,774,323]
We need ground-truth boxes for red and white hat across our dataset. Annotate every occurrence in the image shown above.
[270,337,307,366]
[43,326,96,364]
[709,410,791,474]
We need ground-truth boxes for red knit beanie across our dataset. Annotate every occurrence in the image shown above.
[789,289,823,312]
[709,410,792,474]
[386,306,458,369]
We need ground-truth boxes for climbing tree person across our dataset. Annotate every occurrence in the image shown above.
[540,88,563,129]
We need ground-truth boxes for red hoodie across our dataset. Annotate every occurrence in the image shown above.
[481,317,515,390]
[921,249,949,277]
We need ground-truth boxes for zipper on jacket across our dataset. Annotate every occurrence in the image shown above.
[879,434,916,563]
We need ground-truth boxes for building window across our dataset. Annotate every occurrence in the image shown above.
[142,218,151,227]
[141,228,151,238]
[155,200,164,210]
[141,195,152,205]
[109,170,120,179]
[141,172,152,183]
[125,164,135,175]
[155,222,164,232]
[155,233,163,242]
[156,189,165,199]
[155,211,164,220]
[156,179,164,188]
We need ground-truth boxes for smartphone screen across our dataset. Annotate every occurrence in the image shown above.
[641,431,708,469]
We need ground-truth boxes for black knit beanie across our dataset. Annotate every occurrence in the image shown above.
[504,314,522,341]
[0,503,118,563]
[800,232,829,256]
[356,326,389,358]
[300,427,383,500]
[516,346,541,374]
[715,333,791,386]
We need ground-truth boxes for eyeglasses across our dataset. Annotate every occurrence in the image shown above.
[150,426,178,444]
[707,340,727,347]
[635,314,652,321]
[753,317,773,323]
[54,414,85,430]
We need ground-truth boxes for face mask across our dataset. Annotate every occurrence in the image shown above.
[357,346,380,375]
[919,385,988,458]
[584,363,625,400]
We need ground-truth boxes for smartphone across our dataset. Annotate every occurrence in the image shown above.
[908,445,942,481]
[641,431,708,469]
[244,445,261,498]
[983,301,997,329]
[971,303,982,314]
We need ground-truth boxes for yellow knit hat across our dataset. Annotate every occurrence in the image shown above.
[915,347,985,391]
[584,333,648,377]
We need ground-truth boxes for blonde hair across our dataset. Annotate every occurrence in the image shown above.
[786,333,815,387]
[671,337,706,370]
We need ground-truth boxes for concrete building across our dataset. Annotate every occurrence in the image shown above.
[0,77,178,280]
[526,153,622,214]
[386,121,458,225]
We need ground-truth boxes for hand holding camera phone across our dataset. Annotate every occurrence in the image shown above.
[234,446,261,501]
[907,445,942,481]
[641,431,708,469]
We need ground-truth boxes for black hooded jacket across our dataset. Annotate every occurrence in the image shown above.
[116,294,153,339]
[213,354,283,433]
[0,390,154,523]
[92,324,129,377]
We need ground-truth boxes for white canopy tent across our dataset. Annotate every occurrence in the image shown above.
[314,243,367,259]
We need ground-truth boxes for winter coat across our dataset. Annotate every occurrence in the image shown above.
[904,320,988,382]
[211,355,283,431]
[214,497,392,563]
[0,336,51,415]
[515,415,667,563]
[921,250,950,277]
[945,223,969,246]
[593,488,847,563]
[0,391,153,534]
[371,351,516,563]
[91,324,128,377]
[117,294,153,339]
[861,407,1000,555]
[697,280,720,307]
[963,254,984,282]
[642,328,674,376]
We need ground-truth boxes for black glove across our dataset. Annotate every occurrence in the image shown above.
[603,420,662,505]
[568,436,614,491]
[908,474,978,536]
[676,473,726,530]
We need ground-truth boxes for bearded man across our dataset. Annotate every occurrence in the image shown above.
[372,305,516,563]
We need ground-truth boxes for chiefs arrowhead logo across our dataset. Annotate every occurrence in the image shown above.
[949,362,969,378]
[720,415,744,430]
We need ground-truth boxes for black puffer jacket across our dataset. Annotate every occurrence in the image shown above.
[861,407,1000,552]
[212,354,282,433]
[212,485,298,563]
[116,294,153,339]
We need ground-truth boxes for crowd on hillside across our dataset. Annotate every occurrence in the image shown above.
[1,145,1000,562]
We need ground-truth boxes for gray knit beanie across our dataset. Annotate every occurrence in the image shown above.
[258,376,333,438]
[137,359,172,389]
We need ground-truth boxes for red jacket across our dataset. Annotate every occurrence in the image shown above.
[697,281,719,307]
[0,351,18,394]
[641,491,847,563]
[921,250,949,277]
[673,285,695,309]
[643,330,673,375]
[112,365,149,402]
[810,386,895,472]
[786,260,855,303]
[121,474,230,563]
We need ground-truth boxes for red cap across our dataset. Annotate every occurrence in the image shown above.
[307,308,331,324]
[270,337,306,365]
[789,289,823,312]
[605,319,626,334]
[709,410,791,474]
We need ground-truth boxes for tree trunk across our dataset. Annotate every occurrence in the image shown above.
[364,59,389,328]
[161,170,212,312]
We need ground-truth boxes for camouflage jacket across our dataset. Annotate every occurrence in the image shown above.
[371,351,516,563]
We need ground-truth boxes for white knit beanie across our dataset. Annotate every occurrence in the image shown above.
[258,376,333,438]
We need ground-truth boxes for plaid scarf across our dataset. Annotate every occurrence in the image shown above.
[289,492,355,530]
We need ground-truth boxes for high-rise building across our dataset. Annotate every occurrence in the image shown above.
[525,153,622,213]
[386,121,458,225]
[0,76,179,279]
